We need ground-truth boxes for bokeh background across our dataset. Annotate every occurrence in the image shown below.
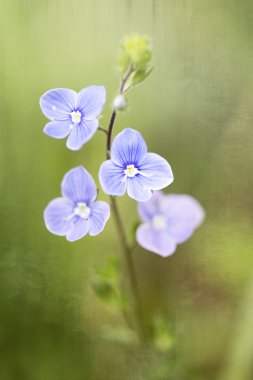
[1,0,253,379]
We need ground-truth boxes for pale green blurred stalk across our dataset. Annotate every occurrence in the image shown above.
[219,277,253,380]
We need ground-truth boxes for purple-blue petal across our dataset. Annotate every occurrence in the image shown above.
[44,197,75,236]
[40,88,77,121]
[168,225,195,244]
[66,218,89,242]
[99,160,127,196]
[163,194,205,243]
[89,201,110,236]
[136,223,177,257]
[138,191,165,222]
[43,120,71,139]
[77,86,106,120]
[66,119,98,150]
[138,153,174,190]
[111,128,147,166]
[61,166,97,204]
[127,176,152,202]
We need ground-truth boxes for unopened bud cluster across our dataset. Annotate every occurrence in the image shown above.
[117,33,153,88]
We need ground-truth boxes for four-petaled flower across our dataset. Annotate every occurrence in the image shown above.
[99,128,174,202]
[136,191,205,257]
[40,86,106,150]
[44,166,110,242]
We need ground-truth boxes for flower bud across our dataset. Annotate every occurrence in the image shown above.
[113,94,126,111]
[118,33,152,75]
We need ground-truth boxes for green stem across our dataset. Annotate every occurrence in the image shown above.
[218,277,253,380]
[105,72,144,338]
[110,196,144,336]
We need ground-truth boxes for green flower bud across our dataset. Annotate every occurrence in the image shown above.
[118,33,152,76]
[117,48,130,74]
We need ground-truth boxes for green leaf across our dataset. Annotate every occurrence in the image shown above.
[94,256,119,281]
[92,279,129,310]
[92,280,116,302]
[130,67,153,86]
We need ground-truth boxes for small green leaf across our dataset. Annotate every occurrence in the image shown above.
[94,256,119,280]
[92,279,129,310]
[130,67,153,86]
[92,280,116,301]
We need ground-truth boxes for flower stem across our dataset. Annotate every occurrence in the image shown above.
[105,73,144,338]
[110,196,144,337]
[106,68,132,159]
[119,66,133,94]
[106,111,116,160]
[98,126,108,135]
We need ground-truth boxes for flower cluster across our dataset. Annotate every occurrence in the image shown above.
[40,34,204,257]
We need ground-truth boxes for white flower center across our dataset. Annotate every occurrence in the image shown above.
[124,164,139,178]
[74,202,91,219]
[151,215,167,230]
[70,111,82,124]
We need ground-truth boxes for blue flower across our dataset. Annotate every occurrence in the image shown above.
[44,166,110,242]
[136,191,205,257]
[40,86,106,150]
[99,128,174,202]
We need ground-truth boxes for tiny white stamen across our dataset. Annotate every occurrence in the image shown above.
[152,215,167,230]
[74,202,91,220]
[52,105,56,111]
[70,110,82,124]
[124,164,139,178]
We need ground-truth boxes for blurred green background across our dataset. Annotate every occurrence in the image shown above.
[1,0,253,379]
